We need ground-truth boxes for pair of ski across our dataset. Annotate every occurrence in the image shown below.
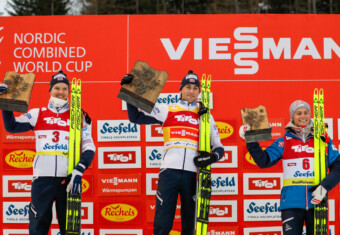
[66,78,82,235]
[195,74,212,235]
[313,88,329,235]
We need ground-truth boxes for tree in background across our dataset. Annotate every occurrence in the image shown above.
[7,0,70,16]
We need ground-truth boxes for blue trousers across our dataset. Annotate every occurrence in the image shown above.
[29,177,67,235]
[153,169,197,235]
[281,208,314,235]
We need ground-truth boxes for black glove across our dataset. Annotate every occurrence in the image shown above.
[198,101,208,116]
[121,74,134,85]
[81,109,92,125]
[194,151,217,168]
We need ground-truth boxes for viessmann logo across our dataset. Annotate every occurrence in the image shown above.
[161,27,340,75]
[101,203,138,222]
[215,122,234,139]
[5,150,35,168]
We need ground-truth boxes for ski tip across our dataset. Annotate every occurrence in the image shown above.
[77,79,81,86]
[201,74,206,80]
[72,78,77,84]
[314,88,319,95]
[319,88,324,96]
[207,74,211,81]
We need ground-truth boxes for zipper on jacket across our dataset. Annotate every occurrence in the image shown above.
[162,150,168,160]
[33,156,40,168]
[182,148,187,170]
[306,185,308,210]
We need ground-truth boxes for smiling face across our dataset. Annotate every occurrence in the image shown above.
[293,107,311,127]
[49,83,69,100]
[180,84,200,103]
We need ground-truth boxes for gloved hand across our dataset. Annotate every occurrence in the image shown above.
[66,169,83,195]
[121,74,134,85]
[239,124,251,140]
[320,131,330,144]
[194,151,217,168]
[0,84,8,94]
[198,101,208,116]
[310,185,327,204]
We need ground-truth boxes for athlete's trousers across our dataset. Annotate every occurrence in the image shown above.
[153,169,197,235]
[29,177,67,235]
[281,208,314,235]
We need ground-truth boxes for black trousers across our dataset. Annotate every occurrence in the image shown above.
[29,177,67,235]
[153,169,197,235]
[281,208,314,235]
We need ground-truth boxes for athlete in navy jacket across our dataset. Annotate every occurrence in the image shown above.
[240,100,340,235]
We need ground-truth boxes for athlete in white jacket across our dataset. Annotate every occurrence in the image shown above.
[122,71,224,235]
[2,71,95,235]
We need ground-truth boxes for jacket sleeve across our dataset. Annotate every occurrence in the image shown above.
[2,109,39,133]
[127,103,165,125]
[209,115,224,161]
[246,138,284,168]
[77,120,96,172]
[320,138,340,191]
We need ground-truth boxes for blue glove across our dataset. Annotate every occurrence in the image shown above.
[66,169,83,195]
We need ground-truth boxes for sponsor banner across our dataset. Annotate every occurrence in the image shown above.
[209,200,237,222]
[3,230,29,235]
[243,173,283,195]
[213,146,238,168]
[82,174,93,196]
[146,199,181,223]
[146,173,159,195]
[146,124,164,142]
[215,120,237,142]
[3,175,32,197]
[122,93,214,110]
[52,202,93,224]
[97,120,140,142]
[2,125,35,143]
[98,147,141,169]
[244,199,281,221]
[97,173,141,196]
[146,146,164,168]
[269,118,286,141]
[51,229,94,235]
[244,226,282,235]
[99,201,141,224]
[208,226,239,235]
[3,149,35,170]
[99,229,143,235]
[242,146,282,169]
[211,173,238,195]
[3,201,29,223]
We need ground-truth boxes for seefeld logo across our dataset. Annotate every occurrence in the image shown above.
[6,204,29,217]
[149,149,162,161]
[216,121,234,139]
[247,202,280,214]
[100,122,138,134]
[211,177,235,188]
[157,94,180,104]
[101,203,138,222]
[5,150,35,168]
[82,178,90,193]
[43,143,67,151]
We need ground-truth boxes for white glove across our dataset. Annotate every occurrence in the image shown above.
[66,169,83,195]
[239,124,251,140]
[311,185,327,204]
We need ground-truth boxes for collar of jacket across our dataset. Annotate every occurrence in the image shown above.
[48,98,70,113]
[284,120,313,142]
[179,99,198,108]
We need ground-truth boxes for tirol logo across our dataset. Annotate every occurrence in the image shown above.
[249,178,281,190]
[216,121,234,139]
[291,145,314,153]
[43,117,69,126]
[8,180,32,192]
[101,203,138,222]
[5,150,35,168]
[174,115,199,125]
[151,125,163,137]
[104,151,136,164]
[82,178,90,193]
[210,205,232,217]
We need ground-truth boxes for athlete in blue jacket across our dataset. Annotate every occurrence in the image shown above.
[240,100,340,235]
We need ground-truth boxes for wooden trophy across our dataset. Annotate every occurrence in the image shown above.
[240,105,272,143]
[117,60,169,113]
[0,71,36,113]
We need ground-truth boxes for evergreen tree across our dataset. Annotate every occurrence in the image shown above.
[7,0,70,16]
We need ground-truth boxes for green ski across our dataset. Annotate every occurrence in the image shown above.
[313,88,328,235]
[66,78,82,235]
[195,74,211,235]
